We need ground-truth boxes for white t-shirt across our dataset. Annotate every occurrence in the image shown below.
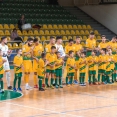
[0,44,8,57]
[55,44,65,57]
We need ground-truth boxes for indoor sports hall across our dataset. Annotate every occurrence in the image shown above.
[1,0,117,117]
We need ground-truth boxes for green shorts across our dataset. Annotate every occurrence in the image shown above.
[15,72,22,77]
[46,69,55,74]
[55,69,62,77]
[115,63,117,70]
[106,71,111,75]
[89,70,96,75]
[112,52,116,55]
[98,69,105,74]
[79,73,85,77]
[67,72,74,77]
[38,76,44,79]
[86,51,91,57]
[0,74,3,79]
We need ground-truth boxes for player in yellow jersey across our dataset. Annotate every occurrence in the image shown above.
[13,49,23,92]
[74,36,83,84]
[108,37,117,54]
[98,48,107,84]
[86,32,97,57]
[78,52,87,86]
[66,50,76,86]
[98,35,109,50]
[105,48,115,84]
[45,36,56,53]
[65,39,75,56]
[38,53,49,91]
[113,50,117,82]
[32,38,44,88]
[22,38,33,90]
[87,51,98,85]
[46,46,57,89]
[55,52,64,88]
[0,50,6,93]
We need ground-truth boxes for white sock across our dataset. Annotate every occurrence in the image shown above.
[6,71,11,87]
[26,83,28,86]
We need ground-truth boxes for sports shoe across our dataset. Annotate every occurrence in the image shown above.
[55,85,58,88]
[28,85,33,89]
[25,86,29,90]
[39,88,45,91]
[50,85,54,89]
[34,85,38,88]
[25,85,30,90]
[47,84,50,88]
[93,82,98,85]
[17,88,22,92]
[8,86,12,90]
[79,83,83,86]
[73,80,78,84]
[13,88,17,92]
[59,85,63,88]
[82,83,86,86]
[98,82,101,85]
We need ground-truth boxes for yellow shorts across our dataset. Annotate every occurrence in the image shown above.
[33,59,38,73]
[23,60,32,72]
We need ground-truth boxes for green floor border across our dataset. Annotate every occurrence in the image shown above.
[0,90,23,101]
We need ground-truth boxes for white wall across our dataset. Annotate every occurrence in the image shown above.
[79,5,117,34]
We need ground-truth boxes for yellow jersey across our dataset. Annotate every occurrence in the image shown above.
[98,42,108,49]
[65,44,76,54]
[86,38,96,49]
[74,43,83,53]
[37,58,45,77]
[13,55,23,73]
[22,44,32,60]
[78,57,87,73]
[87,56,98,71]
[46,53,57,70]
[45,44,56,53]
[98,55,107,70]
[56,58,63,69]
[33,44,44,58]
[106,55,115,71]
[0,57,4,74]
[114,54,117,63]
[66,57,75,73]
[108,41,117,52]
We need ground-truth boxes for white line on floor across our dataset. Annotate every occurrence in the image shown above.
[2,102,82,117]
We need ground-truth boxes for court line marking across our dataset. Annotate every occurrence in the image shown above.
[0,90,23,102]
[63,90,117,100]
[27,105,117,117]
[2,102,82,117]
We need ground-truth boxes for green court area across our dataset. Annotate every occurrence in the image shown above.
[0,90,22,101]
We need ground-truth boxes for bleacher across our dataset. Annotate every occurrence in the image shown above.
[0,0,101,50]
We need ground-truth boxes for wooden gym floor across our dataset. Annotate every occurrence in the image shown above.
[1,70,117,117]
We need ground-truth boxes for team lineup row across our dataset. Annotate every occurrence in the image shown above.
[0,32,117,92]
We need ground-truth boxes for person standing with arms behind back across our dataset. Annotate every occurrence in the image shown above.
[32,38,44,88]
[22,38,33,90]
[0,36,12,89]
[55,36,65,59]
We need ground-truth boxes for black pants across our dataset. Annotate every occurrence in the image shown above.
[14,37,23,44]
